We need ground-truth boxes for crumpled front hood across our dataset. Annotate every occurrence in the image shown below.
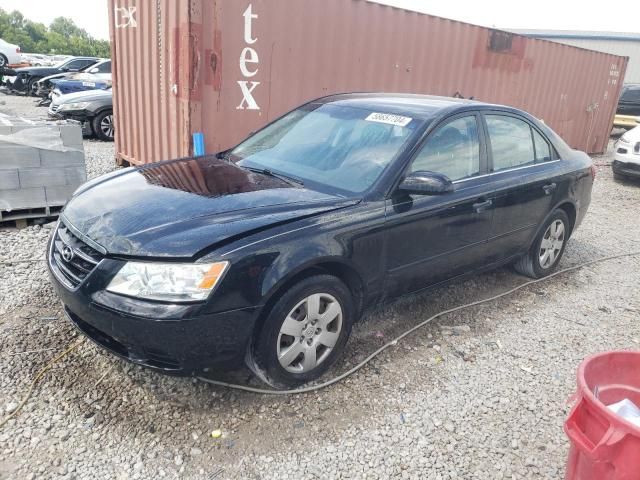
[62,156,357,258]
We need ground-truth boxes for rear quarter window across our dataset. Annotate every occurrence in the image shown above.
[532,128,552,162]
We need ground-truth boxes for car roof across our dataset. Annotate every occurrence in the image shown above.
[315,93,506,120]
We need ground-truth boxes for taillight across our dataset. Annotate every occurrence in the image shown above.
[16,47,20,53]
[590,164,596,179]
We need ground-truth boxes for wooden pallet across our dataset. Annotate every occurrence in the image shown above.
[0,205,63,228]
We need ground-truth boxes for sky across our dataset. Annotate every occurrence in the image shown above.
[0,0,637,40]
[0,0,110,39]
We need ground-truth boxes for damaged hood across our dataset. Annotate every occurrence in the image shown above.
[62,156,357,258]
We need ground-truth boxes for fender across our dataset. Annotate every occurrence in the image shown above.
[261,249,365,302]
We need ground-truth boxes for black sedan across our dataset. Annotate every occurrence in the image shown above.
[47,93,594,388]
[9,56,99,95]
[49,88,113,141]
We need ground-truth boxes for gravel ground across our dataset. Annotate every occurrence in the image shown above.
[1,94,640,479]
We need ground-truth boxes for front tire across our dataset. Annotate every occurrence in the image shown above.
[0,54,8,68]
[253,275,354,388]
[92,110,114,141]
[514,209,570,279]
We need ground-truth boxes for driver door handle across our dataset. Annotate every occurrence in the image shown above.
[543,183,557,195]
[472,199,493,213]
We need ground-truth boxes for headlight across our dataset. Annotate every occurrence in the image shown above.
[58,101,91,111]
[619,134,631,144]
[106,261,229,302]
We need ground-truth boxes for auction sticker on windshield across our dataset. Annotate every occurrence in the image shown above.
[365,112,412,127]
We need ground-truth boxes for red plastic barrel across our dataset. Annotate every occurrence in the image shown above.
[565,351,640,480]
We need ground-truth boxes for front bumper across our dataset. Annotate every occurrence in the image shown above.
[47,234,260,375]
[48,109,93,136]
[612,160,640,178]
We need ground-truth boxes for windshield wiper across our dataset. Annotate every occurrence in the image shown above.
[241,166,304,187]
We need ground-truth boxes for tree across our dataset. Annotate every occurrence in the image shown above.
[50,16,90,40]
[0,8,110,57]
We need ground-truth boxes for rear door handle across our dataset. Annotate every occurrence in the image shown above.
[472,199,493,213]
[543,183,557,195]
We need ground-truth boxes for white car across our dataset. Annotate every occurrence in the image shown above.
[21,53,51,66]
[613,126,640,180]
[0,38,21,67]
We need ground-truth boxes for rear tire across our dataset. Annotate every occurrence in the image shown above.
[92,110,114,141]
[0,54,8,68]
[252,275,354,388]
[514,209,570,279]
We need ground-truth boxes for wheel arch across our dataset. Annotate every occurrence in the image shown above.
[555,201,577,237]
[93,105,113,115]
[526,200,577,252]
[251,258,367,345]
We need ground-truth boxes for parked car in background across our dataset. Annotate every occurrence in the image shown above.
[47,93,594,388]
[36,60,108,99]
[50,60,111,97]
[613,84,640,130]
[0,38,21,67]
[7,56,99,95]
[50,55,72,63]
[21,53,50,66]
[613,125,640,180]
[49,88,114,141]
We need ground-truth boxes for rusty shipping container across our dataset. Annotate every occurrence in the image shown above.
[108,0,628,165]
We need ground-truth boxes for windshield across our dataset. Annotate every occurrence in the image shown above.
[230,103,421,194]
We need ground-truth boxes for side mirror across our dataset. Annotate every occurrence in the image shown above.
[398,171,454,195]
[60,67,69,72]
[89,68,99,74]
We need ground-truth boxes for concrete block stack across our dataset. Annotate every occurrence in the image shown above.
[0,116,86,223]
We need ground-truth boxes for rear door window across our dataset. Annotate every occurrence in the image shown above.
[64,59,88,70]
[410,115,481,181]
[65,58,96,70]
[485,115,536,172]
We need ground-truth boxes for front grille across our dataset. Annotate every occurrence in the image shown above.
[51,223,104,288]
[49,104,60,113]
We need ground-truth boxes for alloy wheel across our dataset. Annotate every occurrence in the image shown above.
[277,293,343,373]
[101,114,114,139]
[539,219,565,269]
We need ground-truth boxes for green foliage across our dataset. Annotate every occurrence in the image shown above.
[0,8,110,58]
